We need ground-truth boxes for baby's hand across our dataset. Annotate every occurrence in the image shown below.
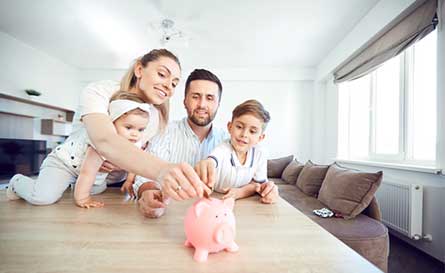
[75,197,104,209]
[120,180,135,198]
[222,188,241,200]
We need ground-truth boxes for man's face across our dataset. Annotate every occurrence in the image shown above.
[184,80,220,127]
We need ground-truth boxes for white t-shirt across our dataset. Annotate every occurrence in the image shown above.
[209,140,268,193]
[72,80,160,144]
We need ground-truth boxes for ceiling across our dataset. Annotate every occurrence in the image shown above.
[0,0,379,70]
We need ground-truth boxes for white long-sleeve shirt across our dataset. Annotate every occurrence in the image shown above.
[133,118,228,195]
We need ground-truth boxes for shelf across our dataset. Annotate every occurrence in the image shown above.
[41,119,72,136]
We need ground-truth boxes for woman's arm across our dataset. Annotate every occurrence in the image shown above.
[82,113,208,200]
[83,113,169,179]
[74,146,105,208]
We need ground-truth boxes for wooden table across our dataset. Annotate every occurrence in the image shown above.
[0,188,382,273]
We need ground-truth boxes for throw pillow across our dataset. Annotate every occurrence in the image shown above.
[295,161,330,197]
[281,159,304,184]
[267,155,294,178]
[318,163,383,220]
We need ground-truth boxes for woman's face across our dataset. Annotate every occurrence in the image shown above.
[134,56,181,105]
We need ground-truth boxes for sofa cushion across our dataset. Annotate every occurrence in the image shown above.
[295,161,330,197]
[318,163,383,220]
[267,155,293,178]
[281,159,304,184]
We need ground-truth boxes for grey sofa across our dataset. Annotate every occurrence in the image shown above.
[268,156,389,273]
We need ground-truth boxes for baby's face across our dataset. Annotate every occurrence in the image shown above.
[227,114,265,154]
[113,113,148,143]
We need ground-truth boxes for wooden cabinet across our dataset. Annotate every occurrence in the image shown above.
[41,119,72,136]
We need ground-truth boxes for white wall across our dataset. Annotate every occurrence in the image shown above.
[314,0,445,262]
[0,31,80,110]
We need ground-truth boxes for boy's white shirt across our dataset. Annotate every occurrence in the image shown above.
[209,140,268,193]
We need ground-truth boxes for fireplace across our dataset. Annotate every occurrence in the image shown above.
[0,138,47,180]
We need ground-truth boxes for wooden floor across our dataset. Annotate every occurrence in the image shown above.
[0,188,383,273]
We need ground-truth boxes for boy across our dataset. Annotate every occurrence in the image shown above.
[195,99,279,203]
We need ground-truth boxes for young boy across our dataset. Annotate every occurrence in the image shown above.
[195,99,279,203]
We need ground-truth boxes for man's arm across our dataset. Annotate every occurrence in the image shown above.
[74,146,105,208]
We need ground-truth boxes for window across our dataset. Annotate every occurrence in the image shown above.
[338,31,437,167]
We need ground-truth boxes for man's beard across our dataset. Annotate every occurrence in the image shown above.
[189,110,216,127]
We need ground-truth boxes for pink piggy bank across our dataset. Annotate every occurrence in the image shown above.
[184,197,239,262]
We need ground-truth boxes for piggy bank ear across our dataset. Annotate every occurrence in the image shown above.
[223,197,235,211]
[194,200,211,218]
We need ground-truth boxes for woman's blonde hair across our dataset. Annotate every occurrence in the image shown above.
[120,49,181,131]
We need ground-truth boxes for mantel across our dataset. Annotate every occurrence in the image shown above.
[0,92,74,112]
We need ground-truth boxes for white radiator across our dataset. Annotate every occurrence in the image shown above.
[375,181,423,240]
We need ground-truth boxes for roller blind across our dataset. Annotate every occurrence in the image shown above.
[334,0,438,83]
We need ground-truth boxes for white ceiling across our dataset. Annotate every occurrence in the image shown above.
[0,0,379,70]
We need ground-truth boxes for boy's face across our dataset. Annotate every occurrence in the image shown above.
[227,114,265,154]
[114,113,148,143]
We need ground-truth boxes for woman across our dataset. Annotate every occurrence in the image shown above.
[8,49,208,211]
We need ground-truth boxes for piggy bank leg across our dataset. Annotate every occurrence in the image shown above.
[193,248,209,262]
[225,241,239,252]
[184,240,193,248]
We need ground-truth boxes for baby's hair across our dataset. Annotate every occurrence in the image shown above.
[232,99,271,131]
[110,91,149,118]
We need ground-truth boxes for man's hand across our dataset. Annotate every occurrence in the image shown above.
[255,181,279,204]
[222,187,242,200]
[138,189,170,218]
[194,158,217,190]
[99,160,122,173]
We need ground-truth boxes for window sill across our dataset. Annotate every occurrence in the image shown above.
[335,159,442,174]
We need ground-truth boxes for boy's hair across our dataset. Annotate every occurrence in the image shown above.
[232,99,271,131]
[184,69,223,102]
[110,91,149,118]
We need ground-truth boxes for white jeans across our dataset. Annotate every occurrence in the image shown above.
[11,153,126,205]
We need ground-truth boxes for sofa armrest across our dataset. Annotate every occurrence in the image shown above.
[362,196,382,221]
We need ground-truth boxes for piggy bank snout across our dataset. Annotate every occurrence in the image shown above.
[213,223,235,245]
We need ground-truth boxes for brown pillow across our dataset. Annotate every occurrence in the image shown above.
[318,163,383,220]
[267,155,294,178]
[281,160,304,184]
[295,161,330,197]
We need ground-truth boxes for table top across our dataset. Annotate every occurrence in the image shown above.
[0,188,382,273]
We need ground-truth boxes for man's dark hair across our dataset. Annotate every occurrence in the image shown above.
[184,69,222,101]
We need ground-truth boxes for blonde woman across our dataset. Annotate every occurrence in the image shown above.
[7,49,209,212]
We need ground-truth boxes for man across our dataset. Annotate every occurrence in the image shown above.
[134,69,227,217]
[134,69,277,218]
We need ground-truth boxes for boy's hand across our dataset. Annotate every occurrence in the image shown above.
[75,197,104,209]
[194,158,217,190]
[222,187,242,200]
[255,181,279,204]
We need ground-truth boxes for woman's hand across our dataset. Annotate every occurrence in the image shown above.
[99,160,122,173]
[159,162,211,201]
[256,181,279,204]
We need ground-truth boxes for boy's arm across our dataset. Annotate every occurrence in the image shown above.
[74,146,105,208]
[222,181,258,200]
[121,172,136,198]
